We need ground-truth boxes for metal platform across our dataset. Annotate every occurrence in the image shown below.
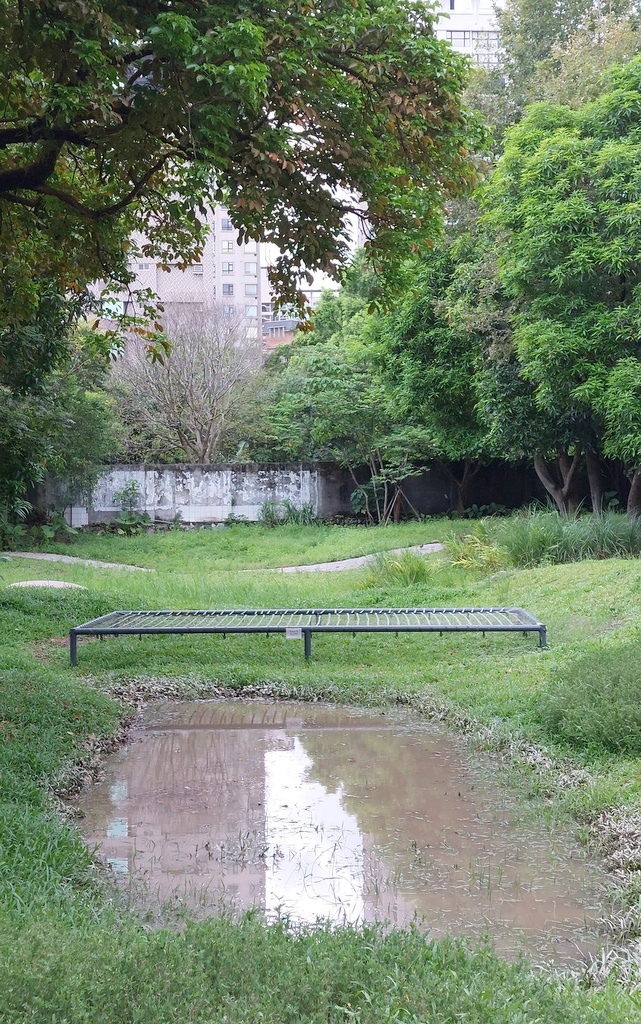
[69,606,547,665]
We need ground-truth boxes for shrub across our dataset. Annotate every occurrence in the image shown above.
[258,500,319,527]
[537,642,641,755]
[364,550,436,588]
[445,530,506,572]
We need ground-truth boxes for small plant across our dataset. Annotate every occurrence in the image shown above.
[464,502,507,519]
[446,532,506,572]
[259,499,319,527]
[364,550,437,588]
[113,479,143,513]
[32,510,79,545]
[0,498,30,550]
[281,500,319,526]
[110,479,152,535]
[225,511,249,525]
[259,499,283,527]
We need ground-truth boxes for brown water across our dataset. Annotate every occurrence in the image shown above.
[76,701,605,964]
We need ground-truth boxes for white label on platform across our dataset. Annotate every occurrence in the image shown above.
[285,627,302,639]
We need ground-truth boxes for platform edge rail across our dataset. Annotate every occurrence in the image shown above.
[69,607,547,666]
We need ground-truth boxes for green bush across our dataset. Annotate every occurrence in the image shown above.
[259,499,319,526]
[446,531,507,572]
[537,641,641,754]
[364,550,436,587]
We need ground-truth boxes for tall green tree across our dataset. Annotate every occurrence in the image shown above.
[383,245,492,514]
[482,57,641,514]
[495,0,633,105]
[0,0,482,329]
[0,0,484,507]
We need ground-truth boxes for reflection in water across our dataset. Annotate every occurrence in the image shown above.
[76,701,605,964]
[265,739,365,923]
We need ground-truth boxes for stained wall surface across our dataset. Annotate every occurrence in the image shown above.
[38,462,541,526]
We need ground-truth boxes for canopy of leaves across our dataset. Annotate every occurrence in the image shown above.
[0,0,483,331]
[482,57,641,461]
[495,0,633,105]
[383,246,490,464]
[0,330,119,508]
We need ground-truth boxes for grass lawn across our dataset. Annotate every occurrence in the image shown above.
[2,524,641,1022]
[33,519,454,571]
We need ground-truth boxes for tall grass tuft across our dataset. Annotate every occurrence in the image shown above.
[446,511,641,570]
[363,550,437,588]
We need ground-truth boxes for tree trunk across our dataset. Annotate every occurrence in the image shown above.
[584,448,604,515]
[438,458,482,516]
[533,447,582,515]
[627,469,641,518]
[392,489,402,523]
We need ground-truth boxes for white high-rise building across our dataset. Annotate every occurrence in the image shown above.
[113,207,337,350]
[120,206,263,337]
[435,0,501,66]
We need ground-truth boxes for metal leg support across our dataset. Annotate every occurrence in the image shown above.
[69,630,78,667]
[539,625,548,648]
[304,629,312,660]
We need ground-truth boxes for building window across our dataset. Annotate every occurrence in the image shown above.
[222,283,234,296]
[221,217,233,231]
[222,262,234,274]
[192,264,203,275]
[245,304,258,316]
[449,0,455,9]
[245,283,257,297]
[244,261,257,275]
[222,240,234,253]
[138,262,151,270]
[223,304,236,315]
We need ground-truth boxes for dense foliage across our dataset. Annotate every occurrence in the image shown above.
[0,0,483,512]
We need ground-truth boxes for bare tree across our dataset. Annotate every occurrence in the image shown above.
[112,306,263,463]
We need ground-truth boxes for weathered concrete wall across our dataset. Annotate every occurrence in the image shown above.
[42,463,354,526]
[39,460,543,526]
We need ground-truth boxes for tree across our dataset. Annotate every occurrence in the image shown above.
[0,0,482,327]
[0,329,119,515]
[256,266,431,522]
[111,307,263,464]
[0,0,485,510]
[383,245,493,514]
[530,12,641,108]
[480,59,641,513]
[495,0,633,105]
[261,338,430,523]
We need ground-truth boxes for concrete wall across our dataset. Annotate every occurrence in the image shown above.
[39,461,543,526]
[44,463,355,526]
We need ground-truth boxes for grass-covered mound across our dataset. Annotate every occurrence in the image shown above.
[538,641,641,755]
[1,523,641,1021]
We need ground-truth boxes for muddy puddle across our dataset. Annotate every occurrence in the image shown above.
[76,701,606,964]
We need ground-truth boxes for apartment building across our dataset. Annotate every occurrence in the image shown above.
[116,208,339,350]
[435,0,501,66]
[118,206,263,338]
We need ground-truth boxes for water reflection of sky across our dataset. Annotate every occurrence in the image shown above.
[264,738,365,924]
[75,700,605,964]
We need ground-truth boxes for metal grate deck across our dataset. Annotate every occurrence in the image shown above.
[69,606,546,665]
